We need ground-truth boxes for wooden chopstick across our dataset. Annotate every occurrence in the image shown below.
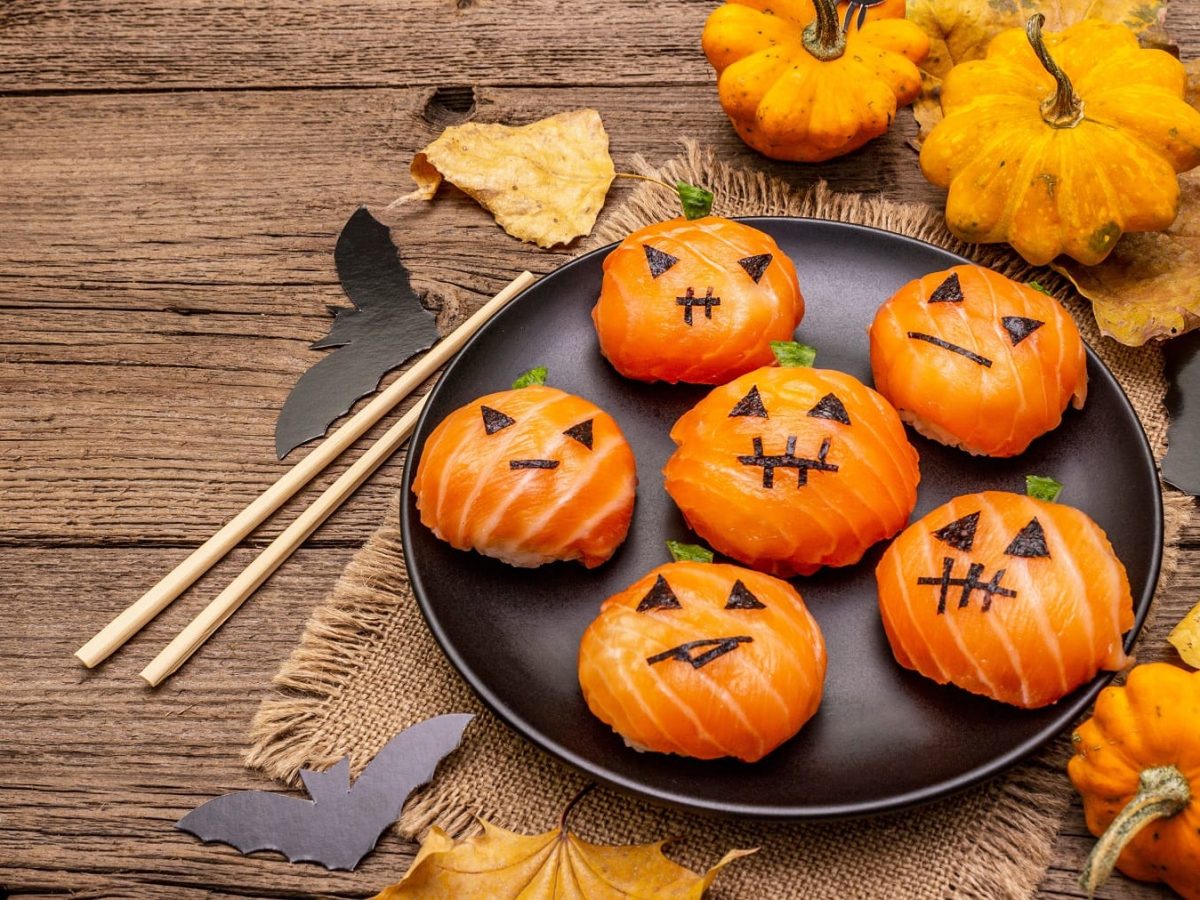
[139,395,428,686]
[76,270,537,669]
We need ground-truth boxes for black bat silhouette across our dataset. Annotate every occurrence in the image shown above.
[176,713,472,870]
[274,205,441,459]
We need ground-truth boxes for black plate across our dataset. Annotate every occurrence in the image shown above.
[400,218,1162,819]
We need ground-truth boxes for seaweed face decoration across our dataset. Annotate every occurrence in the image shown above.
[728,386,852,489]
[479,404,595,471]
[636,574,766,670]
[640,240,777,327]
[918,510,1053,614]
[906,272,1047,367]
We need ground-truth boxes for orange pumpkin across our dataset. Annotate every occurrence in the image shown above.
[1069,663,1200,897]
[592,215,802,384]
[702,0,928,162]
[578,560,827,762]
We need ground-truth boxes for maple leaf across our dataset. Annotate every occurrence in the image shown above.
[907,0,1172,139]
[372,791,754,899]
[398,109,615,249]
[1048,58,1200,345]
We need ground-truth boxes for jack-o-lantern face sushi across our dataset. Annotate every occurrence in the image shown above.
[876,489,1134,708]
[664,366,920,576]
[578,561,827,762]
[868,265,1087,457]
[411,380,637,569]
[592,216,803,384]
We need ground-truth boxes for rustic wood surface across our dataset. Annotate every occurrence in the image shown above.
[1,1,1197,897]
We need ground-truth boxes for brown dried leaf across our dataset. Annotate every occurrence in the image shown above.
[372,815,754,899]
[908,0,1172,139]
[1048,58,1200,345]
[404,109,615,249]
[1169,598,1200,668]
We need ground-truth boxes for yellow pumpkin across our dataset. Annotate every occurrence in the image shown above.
[702,0,929,162]
[921,15,1200,267]
[1068,663,1200,898]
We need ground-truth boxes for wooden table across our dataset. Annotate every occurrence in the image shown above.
[2,3,1196,896]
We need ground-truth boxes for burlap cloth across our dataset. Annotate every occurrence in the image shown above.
[247,145,1193,898]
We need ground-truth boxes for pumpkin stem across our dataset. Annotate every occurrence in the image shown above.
[1025,14,1084,128]
[803,0,846,61]
[1079,765,1190,897]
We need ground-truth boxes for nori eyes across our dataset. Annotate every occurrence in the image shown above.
[1004,518,1050,558]
[932,511,980,551]
[481,405,515,434]
[562,418,594,450]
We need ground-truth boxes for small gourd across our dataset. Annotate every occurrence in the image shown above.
[1068,663,1200,898]
[702,0,929,162]
[921,15,1200,266]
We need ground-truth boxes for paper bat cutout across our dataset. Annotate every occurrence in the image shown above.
[275,205,440,459]
[176,713,473,870]
[1164,330,1200,496]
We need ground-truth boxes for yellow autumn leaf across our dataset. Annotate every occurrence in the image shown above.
[402,108,615,249]
[1169,600,1200,668]
[907,0,1171,138]
[372,816,754,899]
[1048,59,1200,345]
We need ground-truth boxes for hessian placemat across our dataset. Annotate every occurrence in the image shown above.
[246,144,1192,898]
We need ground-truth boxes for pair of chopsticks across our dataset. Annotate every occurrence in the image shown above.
[76,271,537,687]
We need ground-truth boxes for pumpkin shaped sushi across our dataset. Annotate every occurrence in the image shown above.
[411,377,637,568]
[868,264,1087,457]
[592,216,803,384]
[664,365,920,576]
[578,561,827,762]
[876,489,1134,709]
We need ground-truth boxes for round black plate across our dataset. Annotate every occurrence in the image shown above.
[400,218,1162,819]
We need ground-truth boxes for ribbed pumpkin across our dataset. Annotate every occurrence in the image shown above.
[921,15,1200,266]
[1069,663,1200,898]
[702,0,929,162]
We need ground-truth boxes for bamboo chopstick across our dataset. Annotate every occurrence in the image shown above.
[139,395,428,686]
[76,270,537,669]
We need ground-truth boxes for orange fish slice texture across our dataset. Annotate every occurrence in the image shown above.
[876,491,1134,709]
[578,562,827,762]
[869,264,1087,457]
[411,384,637,568]
[592,216,803,384]
[665,367,919,576]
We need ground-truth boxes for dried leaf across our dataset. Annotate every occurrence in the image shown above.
[405,109,615,248]
[372,814,754,899]
[908,0,1172,139]
[1168,599,1200,667]
[1048,58,1200,345]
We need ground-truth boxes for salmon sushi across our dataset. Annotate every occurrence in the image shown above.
[868,264,1087,457]
[578,561,827,762]
[664,365,920,576]
[411,374,637,568]
[592,216,803,384]
[876,489,1134,708]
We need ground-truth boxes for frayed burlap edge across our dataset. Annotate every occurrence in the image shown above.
[247,143,1193,898]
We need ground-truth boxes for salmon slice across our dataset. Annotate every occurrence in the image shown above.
[664,366,920,576]
[868,264,1088,457]
[578,562,827,762]
[411,384,637,568]
[876,491,1134,709]
[592,216,803,384]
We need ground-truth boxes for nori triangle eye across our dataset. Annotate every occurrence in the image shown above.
[725,579,766,610]
[807,393,851,425]
[643,245,679,279]
[729,385,768,418]
[928,273,964,303]
[1004,517,1051,558]
[737,253,772,283]
[932,511,979,551]
[1001,316,1045,346]
[562,418,594,450]
[637,575,682,612]
[481,405,515,434]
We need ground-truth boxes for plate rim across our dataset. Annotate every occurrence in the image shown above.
[400,216,1164,820]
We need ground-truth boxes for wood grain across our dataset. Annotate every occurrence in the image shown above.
[2,0,1198,896]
